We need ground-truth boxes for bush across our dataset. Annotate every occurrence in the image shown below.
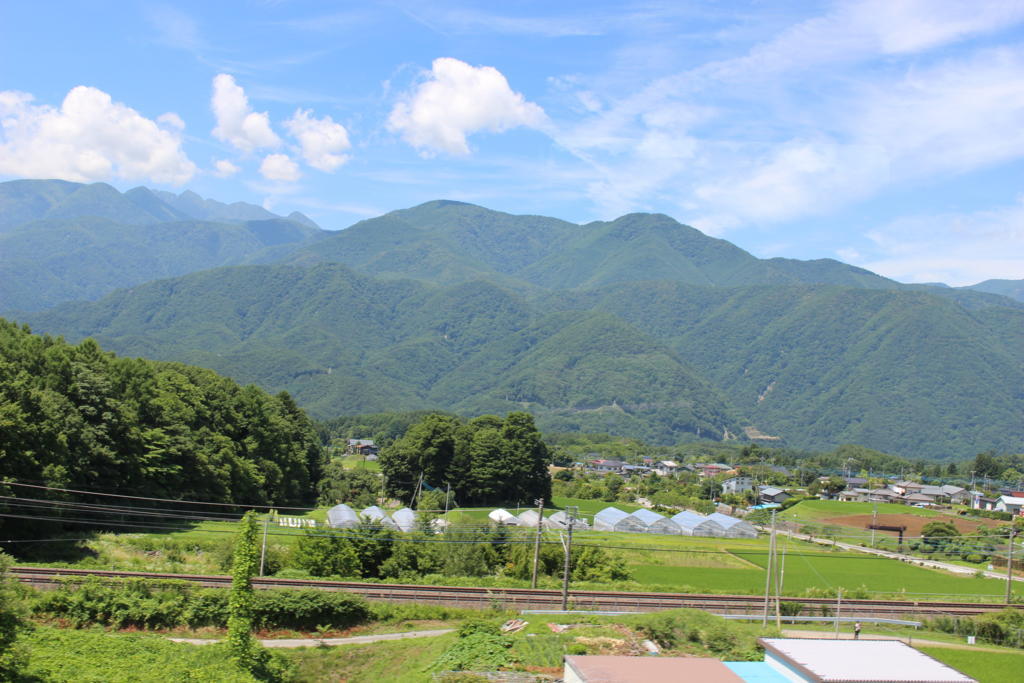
[637,613,678,648]
[456,618,501,638]
[253,590,370,631]
[432,633,512,672]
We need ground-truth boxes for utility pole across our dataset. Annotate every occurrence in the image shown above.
[530,498,545,589]
[1006,529,1016,604]
[259,510,271,576]
[870,503,878,547]
[762,510,776,627]
[561,506,578,610]
[443,483,451,535]
[772,511,782,630]
[834,588,843,639]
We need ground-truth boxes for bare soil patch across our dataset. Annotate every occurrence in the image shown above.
[823,513,999,537]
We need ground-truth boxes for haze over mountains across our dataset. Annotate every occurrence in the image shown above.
[3,180,1022,460]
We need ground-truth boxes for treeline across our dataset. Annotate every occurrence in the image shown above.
[0,320,322,537]
[380,413,552,507]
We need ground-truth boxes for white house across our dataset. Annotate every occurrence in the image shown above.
[653,460,680,476]
[995,495,1024,516]
[722,475,753,495]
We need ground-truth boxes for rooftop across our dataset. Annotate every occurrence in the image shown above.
[760,638,975,682]
[564,655,744,682]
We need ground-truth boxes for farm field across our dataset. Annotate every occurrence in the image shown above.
[918,646,1024,683]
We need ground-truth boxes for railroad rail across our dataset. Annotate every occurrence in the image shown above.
[13,566,1020,619]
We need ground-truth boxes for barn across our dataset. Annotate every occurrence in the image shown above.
[671,510,726,537]
[326,503,359,529]
[707,512,758,538]
[593,507,647,533]
[629,508,681,535]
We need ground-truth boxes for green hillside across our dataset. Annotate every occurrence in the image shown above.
[23,260,1024,458]
[966,278,1024,302]
[0,179,326,311]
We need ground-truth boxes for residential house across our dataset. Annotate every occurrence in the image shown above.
[837,488,870,502]
[622,464,651,476]
[758,486,791,504]
[868,488,901,503]
[588,459,626,473]
[905,492,936,506]
[698,463,733,478]
[995,495,1024,516]
[653,460,680,476]
[346,439,379,459]
[942,485,970,505]
[722,475,754,495]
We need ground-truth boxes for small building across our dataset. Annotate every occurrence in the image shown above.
[391,507,417,532]
[622,464,651,476]
[360,505,398,529]
[722,475,753,495]
[867,488,900,503]
[759,638,974,682]
[837,487,870,502]
[628,508,681,535]
[588,459,627,473]
[653,460,680,476]
[995,495,1024,515]
[671,510,726,537]
[707,512,758,538]
[758,486,791,504]
[698,463,733,478]
[905,492,937,506]
[346,439,379,457]
[593,507,647,533]
[488,508,520,525]
[325,503,359,529]
[942,485,970,505]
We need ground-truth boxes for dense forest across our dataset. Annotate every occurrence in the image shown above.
[0,320,323,538]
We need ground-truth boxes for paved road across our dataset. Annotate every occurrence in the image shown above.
[169,628,454,648]
[770,527,1023,583]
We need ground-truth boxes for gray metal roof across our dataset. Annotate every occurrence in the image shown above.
[760,638,975,682]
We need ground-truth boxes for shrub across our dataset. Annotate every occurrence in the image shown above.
[432,633,512,672]
[456,618,501,638]
[637,613,679,648]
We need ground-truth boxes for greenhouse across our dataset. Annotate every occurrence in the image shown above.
[593,507,647,533]
[629,508,681,535]
[488,508,520,525]
[325,503,359,529]
[548,510,590,530]
[671,510,726,537]
[391,507,417,532]
[707,512,758,538]
[361,505,399,529]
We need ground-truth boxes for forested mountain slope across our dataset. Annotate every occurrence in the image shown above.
[0,319,322,539]
[0,179,326,311]
[24,261,1024,459]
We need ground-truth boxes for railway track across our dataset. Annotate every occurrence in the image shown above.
[14,566,1019,618]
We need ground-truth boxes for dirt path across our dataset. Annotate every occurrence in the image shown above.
[169,628,454,648]
[781,629,1007,652]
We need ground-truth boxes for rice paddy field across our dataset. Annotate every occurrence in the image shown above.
[21,498,1024,602]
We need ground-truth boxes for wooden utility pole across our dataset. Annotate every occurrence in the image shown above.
[530,498,545,588]
[561,506,577,610]
[834,588,843,639]
[773,512,782,629]
[1006,529,1016,604]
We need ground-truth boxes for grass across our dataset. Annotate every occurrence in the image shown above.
[781,500,944,523]
[918,645,1024,683]
[284,631,456,682]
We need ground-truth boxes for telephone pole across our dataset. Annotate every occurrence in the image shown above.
[762,510,776,627]
[259,509,272,576]
[530,498,545,589]
[561,506,578,610]
[1006,529,1017,604]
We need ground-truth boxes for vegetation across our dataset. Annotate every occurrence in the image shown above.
[0,321,323,541]
[918,646,1024,683]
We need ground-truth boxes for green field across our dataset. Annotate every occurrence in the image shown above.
[919,646,1024,683]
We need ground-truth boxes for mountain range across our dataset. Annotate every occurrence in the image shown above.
[3,180,1022,460]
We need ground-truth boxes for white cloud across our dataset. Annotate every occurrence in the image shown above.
[0,86,196,184]
[211,74,281,152]
[284,109,351,171]
[388,57,547,156]
[213,159,240,178]
[259,153,300,182]
[856,199,1024,286]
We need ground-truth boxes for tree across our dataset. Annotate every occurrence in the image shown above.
[0,552,27,680]
[921,521,960,553]
[227,511,263,674]
[293,528,361,577]
[316,462,378,507]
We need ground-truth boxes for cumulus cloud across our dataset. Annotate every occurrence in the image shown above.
[211,74,281,152]
[213,159,240,178]
[284,109,351,171]
[259,153,300,181]
[388,57,547,155]
[0,86,196,184]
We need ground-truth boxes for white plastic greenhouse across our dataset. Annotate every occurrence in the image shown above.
[707,512,758,538]
[488,508,520,525]
[671,510,726,537]
[391,507,417,532]
[361,505,399,529]
[629,508,681,535]
[548,510,590,530]
[326,503,359,529]
[593,507,647,533]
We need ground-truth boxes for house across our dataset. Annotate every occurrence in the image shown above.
[838,487,870,502]
[629,508,682,535]
[622,464,651,476]
[995,495,1024,515]
[593,507,647,533]
[842,476,868,488]
[698,463,733,478]
[346,439,379,458]
[653,460,680,476]
[722,476,754,495]
[588,459,626,473]
[758,486,791,504]
[890,480,923,495]
[942,485,970,505]
[671,510,726,537]
[867,488,901,503]
[707,512,758,538]
[904,492,936,506]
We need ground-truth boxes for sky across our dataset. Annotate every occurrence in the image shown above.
[2,0,1023,286]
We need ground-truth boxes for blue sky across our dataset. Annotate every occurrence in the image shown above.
[2,1,1023,285]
